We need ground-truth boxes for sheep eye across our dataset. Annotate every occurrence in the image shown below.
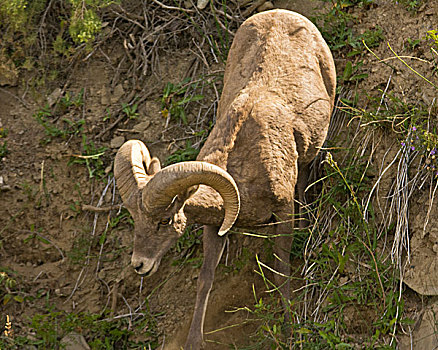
[159,218,171,226]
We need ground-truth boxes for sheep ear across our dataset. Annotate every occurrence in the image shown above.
[147,157,161,175]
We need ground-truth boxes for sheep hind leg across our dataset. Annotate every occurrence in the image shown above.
[185,225,226,350]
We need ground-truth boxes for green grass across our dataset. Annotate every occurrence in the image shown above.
[161,78,204,125]
[68,134,108,179]
[0,308,159,349]
[33,104,85,144]
[315,0,384,57]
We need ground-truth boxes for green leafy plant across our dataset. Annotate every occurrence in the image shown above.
[68,0,120,44]
[165,141,200,165]
[406,37,421,49]
[121,102,139,120]
[161,78,204,125]
[341,61,368,83]
[0,127,8,159]
[33,101,85,144]
[393,0,420,11]
[0,268,25,305]
[68,134,108,179]
[426,30,438,49]
[210,0,231,64]
[172,226,203,268]
[315,1,383,56]
[59,88,84,111]
[0,0,31,31]
[16,309,159,349]
[0,141,7,159]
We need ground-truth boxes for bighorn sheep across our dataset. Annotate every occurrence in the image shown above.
[114,9,335,349]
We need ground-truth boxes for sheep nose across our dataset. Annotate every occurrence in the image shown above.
[134,262,144,272]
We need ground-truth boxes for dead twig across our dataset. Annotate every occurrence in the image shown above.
[82,204,122,212]
[151,0,195,13]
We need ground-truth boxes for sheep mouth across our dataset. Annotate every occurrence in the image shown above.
[134,259,160,277]
[139,270,153,277]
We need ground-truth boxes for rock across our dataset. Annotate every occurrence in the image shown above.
[404,196,438,295]
[257,1,274,12]
[399,302,438,350]
[47,88,62,107]
[111,84,125,104]
[60,332,90,350]
[197,0,208,9]
[133,121,151,133]
[100,85,111,106]
[110,136,125,149]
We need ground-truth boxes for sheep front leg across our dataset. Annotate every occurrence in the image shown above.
[185,225,226,350]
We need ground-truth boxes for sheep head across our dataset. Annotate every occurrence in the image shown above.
[114,140,240,276]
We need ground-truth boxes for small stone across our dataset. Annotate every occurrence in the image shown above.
[60,333,90,350]
[110,136,125,149]
[47,88,62,107]
[197,0,208,9]
[100,85,111,106]
[133,121,151,133]
[257,1,274,12]
[111,84,125,104]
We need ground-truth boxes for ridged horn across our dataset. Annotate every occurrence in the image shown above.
[114,140,153,209]
[143,162,240,236]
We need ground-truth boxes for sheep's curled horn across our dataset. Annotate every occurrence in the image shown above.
[114,140,240,236]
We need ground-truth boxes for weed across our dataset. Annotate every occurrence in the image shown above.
[0,127,8,159]
[172,226,203,269]
[393,0,420,11]
[121,102,139,120]
[426,30,438,49]
[33,104,85,143]
[103,107,111,121]
[239,138,413,348]
[315,1,383,57]
[0,141,7,159]
[161,78,204,125]
[0,268,25,305]
[401,126,438,177]
[67,232,92,266]
[165,140,200,165]
[0,309,159,349]
[0,127,7,138]
[406,37,421,49]
[68,134,108,179]
[21,181,39,202]
[221,247,251,274]
[108,207,134,228]
[340,61,368,84]
[211,0,231,64]
[59,88,84,111]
